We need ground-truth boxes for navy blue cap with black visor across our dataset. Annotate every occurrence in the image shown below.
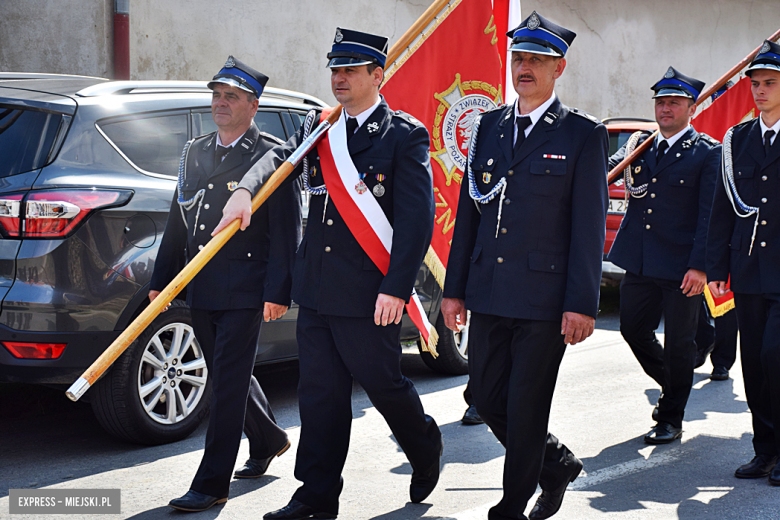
[746,40,780,77]
[327,28,389,69]
[651,66,705,101]
[505,11,576,58]
[207,55,269,98]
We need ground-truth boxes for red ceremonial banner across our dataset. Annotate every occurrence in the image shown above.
[691,76,758,316]
[381,0,504,287]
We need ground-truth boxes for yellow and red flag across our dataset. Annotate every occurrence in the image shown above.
[691,77,758,316]
[382,0,505,287]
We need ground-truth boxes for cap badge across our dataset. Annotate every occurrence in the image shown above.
[367,121,379,134]
[664,67,675,79]
[527,12,541,31]
[225,56,236,68]
[335,29,344,43]
[761,41,771,54]
[227,181,238,191]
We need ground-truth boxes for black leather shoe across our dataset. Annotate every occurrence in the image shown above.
[695,342,715,369]
[168,490,227,512]
[410,445,443,503]
[235,439,291,478]
[461,405,484,425]
[770,461,780,486]
[644,422,682,444]
[263,499,336,519]
[529,456,583,519]
[710,366,729,381]
[735,455,779,479]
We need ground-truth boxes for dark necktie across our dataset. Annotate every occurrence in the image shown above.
[215,145,230,168]
[346,117,358,142]
[764,129,775,155]
[656,140,668,162]
[513,116,532,156]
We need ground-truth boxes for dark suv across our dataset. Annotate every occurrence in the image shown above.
[0,74,466,445]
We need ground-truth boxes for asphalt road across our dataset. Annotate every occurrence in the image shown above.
[1,304,779,519]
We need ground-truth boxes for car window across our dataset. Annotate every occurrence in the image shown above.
[100,113,188,176]
[609,132,633,156]
[0,106,65,178]
[199,110,287,141]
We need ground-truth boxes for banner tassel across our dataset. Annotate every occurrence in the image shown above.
[420,327,439,358]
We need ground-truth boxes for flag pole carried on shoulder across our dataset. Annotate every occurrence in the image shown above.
[607,27,780,185]
[66,0,453,402]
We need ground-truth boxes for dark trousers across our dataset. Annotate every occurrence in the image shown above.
[190,308,288,499]
[619,272,701,428]
[292,306,442,514]
[695,302,739,369]
[468,312,576,520]
[464,380,474,406]
[733,293,780,457]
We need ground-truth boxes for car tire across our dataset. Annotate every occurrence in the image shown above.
[90,300,210,445]
[417,311,469,375]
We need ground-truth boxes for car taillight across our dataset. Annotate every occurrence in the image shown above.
[3,341,67,359]
[0,189,132,239]
[0,194,24,237]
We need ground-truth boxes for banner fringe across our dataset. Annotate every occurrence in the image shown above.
[704,285,735,318]
[420,327,440,358]
[424,245,447,289]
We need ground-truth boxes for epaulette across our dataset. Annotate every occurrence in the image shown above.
[482,104,508,115]
[568,107,600,125]
[733,118,755,129]
[392,110,424,127]
[696,132,720,146]
[258,131,285,145]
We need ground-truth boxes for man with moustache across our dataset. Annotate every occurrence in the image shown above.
[708,40,780,485]
[441,11,608,520]
[214,28,442,519]
[150,57,300,512]
[607,67,720,444]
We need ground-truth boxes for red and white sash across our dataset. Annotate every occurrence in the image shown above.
[316,109,438,354]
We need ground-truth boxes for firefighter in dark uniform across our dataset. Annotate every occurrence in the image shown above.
[708,40,780,486]
[215,29,442,520]
[608,68,720,445]
[150,57,302,512]
[441,12,608,520]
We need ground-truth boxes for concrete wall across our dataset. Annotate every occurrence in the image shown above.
[2,0,779,118]
[0,0,113,78]
[522,0,780,119]
[129,0,430,105]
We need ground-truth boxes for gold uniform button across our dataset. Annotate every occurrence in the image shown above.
[680,179,684,184]
[652,178,657,183]
[199,224,205,230]
[646,224,651,229]
[497,257,504,264]
[508,170,514,176]
[550,265,555,270]
[198,245,204,251]
[208,184,214,189]
[647,209,653,214]
[763,175,768,181]
[204,204,210,209]
[500,228,507,234]
[762,198,768,203]
[325,246,332,252]
[369,165,374,170]
[504,199,511,205]
[545,169,551,174]
[650,193,656,198]
[326,219,333,226]
[762,220,767,226]
[247,253,252,258]
[761,242,767,247]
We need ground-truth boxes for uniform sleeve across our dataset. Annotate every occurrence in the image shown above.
[706,156,735,283]
[688,144,721,271]
[263,174,303,307]
[564,123,609,318]
[442,154,480,300]
[378,124,435,301]
[150,191,187,292]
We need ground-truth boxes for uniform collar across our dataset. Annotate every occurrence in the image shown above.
[343,95,382,130]
[657,124,691,152]
[759,113,780,145]
[216,128,248,149]
[514,91,557,136]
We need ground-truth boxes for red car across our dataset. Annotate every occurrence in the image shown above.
[602,118,659,285]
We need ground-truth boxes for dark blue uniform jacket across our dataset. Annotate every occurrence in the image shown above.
[150,123,302,310]
[707,118,780,293]
[238,98,435,318]
[443,99,608,321]
[608,126,720,281]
